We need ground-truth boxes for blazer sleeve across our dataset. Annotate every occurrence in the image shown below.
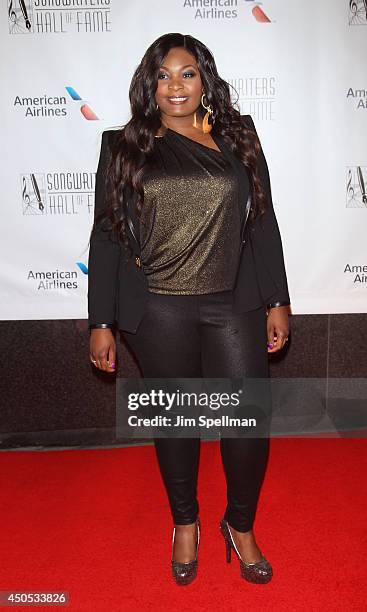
[87,130,121,327]
[244,115,291,307]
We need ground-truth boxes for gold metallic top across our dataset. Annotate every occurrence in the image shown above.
[139,128,242,295]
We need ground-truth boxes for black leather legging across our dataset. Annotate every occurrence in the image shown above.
[121,289,271,533]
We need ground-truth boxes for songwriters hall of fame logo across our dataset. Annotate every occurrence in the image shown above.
[227,75,276,120]
[21,173,46,214]
[348,0,367,25]
[7,0,111,34]
[347,167,367,207]
[20,172,95,215]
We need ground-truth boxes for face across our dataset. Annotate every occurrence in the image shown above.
[155,47,203,121]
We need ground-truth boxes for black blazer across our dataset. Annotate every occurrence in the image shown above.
[87,115,291,333]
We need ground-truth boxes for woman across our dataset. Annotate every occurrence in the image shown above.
[88,33,290,586]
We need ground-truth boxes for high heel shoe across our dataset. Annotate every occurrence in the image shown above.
[171,517,201,586]
[220,519,273,584]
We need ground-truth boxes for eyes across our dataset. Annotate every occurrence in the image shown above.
[158,71,196,80]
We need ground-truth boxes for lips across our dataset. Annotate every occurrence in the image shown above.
[167,96,188,104]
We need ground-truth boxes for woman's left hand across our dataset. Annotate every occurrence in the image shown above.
[266,306,290,353]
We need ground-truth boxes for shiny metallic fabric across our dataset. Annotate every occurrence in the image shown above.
[140,129,245,295]
[220,519,273,584]
[171,517,201,586]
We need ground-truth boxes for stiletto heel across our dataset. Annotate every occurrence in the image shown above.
[225,537,231,563]
[171,517,200,586]
[220,519,273,584]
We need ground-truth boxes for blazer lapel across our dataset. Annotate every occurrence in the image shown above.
[211,132,252,247]
[123,185,141,252]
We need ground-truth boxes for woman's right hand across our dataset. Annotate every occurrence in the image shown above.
[90,329,116,373]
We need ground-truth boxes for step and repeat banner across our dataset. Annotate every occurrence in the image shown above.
[0,0,365,319]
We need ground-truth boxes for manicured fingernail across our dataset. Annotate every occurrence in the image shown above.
[267,343,273,348]
[110,362,115,368]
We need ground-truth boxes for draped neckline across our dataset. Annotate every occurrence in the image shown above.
[156,127,223,155]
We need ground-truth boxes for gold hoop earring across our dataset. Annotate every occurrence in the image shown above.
[200,92,214,133]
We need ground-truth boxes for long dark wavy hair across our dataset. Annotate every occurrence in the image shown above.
[93,32,268,256]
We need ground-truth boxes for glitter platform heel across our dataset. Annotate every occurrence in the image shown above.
[220,519,273,584]
[171,517,201,586]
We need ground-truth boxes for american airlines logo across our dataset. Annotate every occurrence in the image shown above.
[243,0,272,22]
[181,0,274,21]
[65,86,99,120]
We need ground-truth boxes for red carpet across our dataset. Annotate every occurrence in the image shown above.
[0,439,366,611]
